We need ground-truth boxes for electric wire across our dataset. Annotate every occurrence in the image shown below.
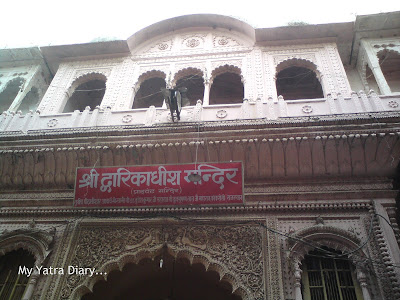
[43,72,205,103]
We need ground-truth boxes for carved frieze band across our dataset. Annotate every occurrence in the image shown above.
[0,131,399,190]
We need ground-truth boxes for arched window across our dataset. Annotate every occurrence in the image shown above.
[0,77,25,112]
[377,50,400,93]
[63,75,106,113]
[209,73,243,105]
[133,74,166,109]
[276,64,323,100]
[173,68,204,106]
[0,248,35,300]
[302,248,363,300]
[209,66,243,105]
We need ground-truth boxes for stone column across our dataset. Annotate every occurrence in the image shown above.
[203,79,210,106]
[294,259,303,300]
[356,269,371,300]
[22,271,39,300]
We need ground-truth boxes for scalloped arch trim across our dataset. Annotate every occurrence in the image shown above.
[136,69,167,87]
[0,228,55,264]
[289,225,364,262]
[71,245,249,300]
[276,57,320,75]
[172,67,204,86]
[211,64,242,82]
[68,72,108,94]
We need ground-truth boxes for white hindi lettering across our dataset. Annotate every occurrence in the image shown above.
[92,166,184,193]
[79,164,238,194]
[183,164,239,190]
[100,168,131,193]
[130,172,152,187]
[79,169,99,188]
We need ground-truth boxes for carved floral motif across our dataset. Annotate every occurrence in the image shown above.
[181,35,205,49]
[216,109,228,118]
[302,105,313,114]
[388,100,399,108]
[158,43,169,51]
[122,115,133,123]
[213,36,241,47]
[186,38,200,48]
[47,119,58,127]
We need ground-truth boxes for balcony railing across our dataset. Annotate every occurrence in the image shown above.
[0,91,399,134]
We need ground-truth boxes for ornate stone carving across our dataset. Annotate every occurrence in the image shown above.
[186,38,200,48]
[211,60,243,76]
[181,35,206,50]
[158,43,169,50]
[47,119,58,127]
[213,35,242,47]
[72,69,111,83]
[145,40,173,53]
[121,115,132,123]
[302,105,313,114]
[388,100,399,108]
[60,223,264,300]
[0,227,56,263]
[273,54,316,68]
[216,109,227,119]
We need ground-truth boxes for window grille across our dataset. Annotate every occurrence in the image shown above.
[302,249,363,300]
[0,249,35,300]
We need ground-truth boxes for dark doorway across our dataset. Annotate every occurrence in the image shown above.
[82,253,241,300]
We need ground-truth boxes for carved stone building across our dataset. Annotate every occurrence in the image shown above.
[1,12,400,300]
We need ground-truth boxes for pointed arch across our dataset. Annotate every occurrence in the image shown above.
[210,64,242,83]
[0,228,55,264]
[209,65,244,105]
[62,73,107,113]
[132,70,167,109]
[172,68,204,106]
[275,58,324,100]
[288,224,364,262]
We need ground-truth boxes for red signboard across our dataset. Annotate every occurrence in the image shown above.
[74,162,243,207]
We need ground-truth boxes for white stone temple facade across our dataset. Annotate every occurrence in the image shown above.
[0,12,400,300]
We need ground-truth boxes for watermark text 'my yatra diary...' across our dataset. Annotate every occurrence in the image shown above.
[18,265,104,277]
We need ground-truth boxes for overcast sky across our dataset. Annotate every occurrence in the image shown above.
[1,1,399,48]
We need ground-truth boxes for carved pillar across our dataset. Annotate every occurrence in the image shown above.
[22,272,40,300]
[356,269,371,300]
[203,80,210,106]
[361,40,391,95]
[294,259,303,300]
[241,76,248,101]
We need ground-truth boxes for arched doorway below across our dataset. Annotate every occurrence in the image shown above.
[82,253,241,300]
